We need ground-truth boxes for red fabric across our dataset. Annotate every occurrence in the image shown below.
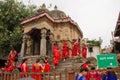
[32,64,42,80]
[6,65,15,72]
[21,63,29,72]
[53,57,58,66]
[72,41,80,56]
[21,63,29,78]
[62,42,69,59]
[81,63,89,68]
[87,71,101,80]
[53,48,61,67]
[44,62,51,72]
[8,50,17,64]
[82,45,87,58]
[52,45,57,53]
[2,65,15,72]
[57,50,61,61]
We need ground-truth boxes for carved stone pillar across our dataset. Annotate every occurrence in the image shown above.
[40,28,47,56]
[26,35,32,55]
[49,34,54,56]
[20,34,27,57]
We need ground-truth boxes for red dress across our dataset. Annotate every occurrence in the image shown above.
[88,71,101,80]
[2,65,15,72]
[72,42,80,56]
[62,42,69,59]
[82,45,87,58]
[44,62,51,72]
[21,63,29,78]
[53,45,61,67]
[32,64,43,80]
[53,49,59,66]
[52,45,57,53]
[8,50,17,64]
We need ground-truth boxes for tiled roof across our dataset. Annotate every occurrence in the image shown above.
[21,12,83,37]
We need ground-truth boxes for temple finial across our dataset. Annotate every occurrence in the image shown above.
[41,3,46,9]
[54,5,57,10]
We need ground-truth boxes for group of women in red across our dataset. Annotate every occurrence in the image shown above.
[52,40,87,68]
[20,57,50,80]
[1,48,18,72]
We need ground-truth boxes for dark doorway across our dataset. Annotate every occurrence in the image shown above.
[30,29,41,55]
[46,30,52,56]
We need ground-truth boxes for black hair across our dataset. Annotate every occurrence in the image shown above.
[91,66,95,70]
[36,59,40,63]
[86,61,90,64]
[80,67,89,72]
[22,58,28,64]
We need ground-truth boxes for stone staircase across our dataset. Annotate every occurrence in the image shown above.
[16,55,97,72]
[51,56,87,72]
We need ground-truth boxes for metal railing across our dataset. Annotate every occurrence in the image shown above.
[1,68,120,80]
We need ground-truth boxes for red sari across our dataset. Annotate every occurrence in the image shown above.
[82,45,87,58]
[88,71,101,80]
[32,63,43,80]
[8,50,17,64]
[21,63,29,78]
[72,41,80,56]
[44,62,50,72]
[53,49,60,66]
[2,65,15,72]
[62,42,69,59]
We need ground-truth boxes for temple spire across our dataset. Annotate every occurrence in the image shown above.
[54,5,57,10]
[41,3,46,9]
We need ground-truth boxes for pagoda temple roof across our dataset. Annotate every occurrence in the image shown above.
[114,12,120,37]
[21,4,83,37]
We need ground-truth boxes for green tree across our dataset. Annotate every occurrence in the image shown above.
[0,0,36,57]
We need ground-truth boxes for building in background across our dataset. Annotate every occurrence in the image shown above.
[82,38,102,58]
[114,12,120,54]
[20,4,83,57]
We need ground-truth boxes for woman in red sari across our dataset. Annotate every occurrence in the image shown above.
[72,40,80,57]
[82,45,87,58]
[53,49,60,69]
[8,48,17,65]
[44,57,50,72]
[21,58,29,78]
[32,59,44,80]
[62,42,69,61]
[52,42,61,68]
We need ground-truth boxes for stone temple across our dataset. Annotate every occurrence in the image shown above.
[20,4,83,57]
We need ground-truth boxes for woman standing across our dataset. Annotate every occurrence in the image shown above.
[32,59,44,80]
[21,58,29,78]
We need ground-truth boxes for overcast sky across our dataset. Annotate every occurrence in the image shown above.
[19,0,120,48]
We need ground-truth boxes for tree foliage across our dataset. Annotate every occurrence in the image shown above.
[0,0,36,57]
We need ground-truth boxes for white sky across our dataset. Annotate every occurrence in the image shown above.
[19,0,120,48]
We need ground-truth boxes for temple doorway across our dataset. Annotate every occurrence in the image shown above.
[30,29,41,55]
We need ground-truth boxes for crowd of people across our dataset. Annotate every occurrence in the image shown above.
[0,40,119,80]
[75,61,118,80]
[52,40,87,68]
